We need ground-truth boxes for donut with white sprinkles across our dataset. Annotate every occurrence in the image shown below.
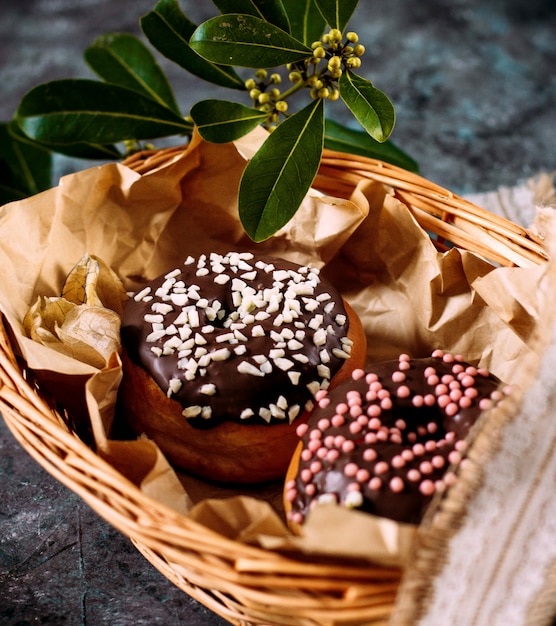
[284,350,511,526]
[119,251,366,483]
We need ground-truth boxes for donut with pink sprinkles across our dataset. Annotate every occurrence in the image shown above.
[285,350,511,526]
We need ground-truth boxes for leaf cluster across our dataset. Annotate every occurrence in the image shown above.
[1,0,418,240]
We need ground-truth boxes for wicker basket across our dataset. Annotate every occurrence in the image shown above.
[0,146,548,626]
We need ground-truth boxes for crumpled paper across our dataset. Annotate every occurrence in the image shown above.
[0,127,551,567]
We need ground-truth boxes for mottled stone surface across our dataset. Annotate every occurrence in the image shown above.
[0,0,555,624]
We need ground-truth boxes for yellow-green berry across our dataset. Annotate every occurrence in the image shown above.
[288,71,303,83]
[354,44,365,57]
[270,88,281,98]
[249,88,261,100]
[275,100,288,113]
[328,56,342,71]
[255,69,268,80]
[346,32,359,43]
[346,57,361,69]
[258,92,270,104]
[270,73,282,84]
[245,78,257,90]
[313,46,326,59]
[328,28,342,43]
[328,89,340,101]
[318,87,330,99]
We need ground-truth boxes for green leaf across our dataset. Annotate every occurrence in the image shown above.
[314,0,358,31]
[0,122,52,203]
[84,33,181,116]
[191,99,268,143]
[16,79,192,145]
[141,0,245,90]
[339,71,395,142]
[239,98,324,241]
[324,119,419,172]
[281,0,326,45]
[9,122,122,160]
[211,0,290,33]
[190,14,311,68]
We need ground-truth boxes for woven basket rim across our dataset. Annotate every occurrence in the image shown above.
[1,145,549,625]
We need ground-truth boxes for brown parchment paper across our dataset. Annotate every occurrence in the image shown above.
[0,127,549,567]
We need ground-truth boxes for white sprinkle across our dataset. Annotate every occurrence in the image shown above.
[240,408,255,419]
[211,348,231,361]
[313,328,327,346]
[288,371,301,385]
[201,406,212,419]
[234,345,247,355]
[320,349,330,363]
[307,381,321,396]
[167,378,182,396]
[317,364,331,379]
[309,314,324,330]
[152,302,173,315]
[237,361,265,377]
[252,325,265,337]
[165,324,178,335]
[150,346,162,357]
[187,309,200,327]
[200,383,216,396]
[165,268,181,279]
[274,357,294,371]
[144,314,164,324]
[184,256,195,265]
[287,339,304,351]
[146,330,166,342]
[214,273,230,285]
[170,293,188,306]
[134,287,152,301]
[269,348,285,359]
[288,404,301,423]
[344,491,364,508]
[216,332,235,343]
[292,354,309,364]
[182,406,202,418]
[259,407,272,423]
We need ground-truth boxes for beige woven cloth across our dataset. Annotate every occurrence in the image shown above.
[393,173,556,626]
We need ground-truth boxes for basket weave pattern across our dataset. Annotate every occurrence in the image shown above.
[0,147,547,626]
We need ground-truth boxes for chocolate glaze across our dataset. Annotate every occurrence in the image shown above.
[121,252,351,428]
[287,353,507,525]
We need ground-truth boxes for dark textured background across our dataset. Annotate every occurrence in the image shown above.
[1,1,555,624]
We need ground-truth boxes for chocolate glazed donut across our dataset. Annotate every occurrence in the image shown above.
[119,251,366,483]
[285,351,511,527]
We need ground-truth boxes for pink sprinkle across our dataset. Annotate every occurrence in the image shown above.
[334,435,346,447]
[454,354,464,362]
[365,432,377,444]
[452,364,464,374]
[310,460,322,474]
[326,449,340,462]
[300,469,312,482]
[464,387,479,398]
[349,421,362,434]
[455,440,468,452]
[427,421,438,434]
[331,414,345,428]
[431,455,445,469]
[376,429,388,441]
[356,468,371,482]
[344,462,358,477]
[305,484,316,496]
[432,349,444,358]
[449,389,463,402]
[477,368,490,377]
[459,396,472,409]
[301,449,313,462]
[317,418,331,431]
[427,374,440,386]
[417,425,427,436]
[413,443,426,456]
[442,374,455,384]
[445,431,456,442]
[461,375,475,388]
[291,512,303,525]
[465,366,478,376]
[390,434,402,444]
[366,372,379,384]
[296,423,309,437]
[389,477,405,493]
[401,449,414,461]
[419,479,436,495]
[342,440,355,453]
[442,353,455,363]
[425,440,437,452]
[445,402,459,417]
[412,395,425,407]
[370,381,383,392]
[357,415,369,426]
[380,397,393,410]
[377,388,390,399]
[367,404,382,418]
[399,353,411,362]
[392,371,406,383]
[309,429,322,440]
[315,389,328,401]
[407,469,421,482]
[317,447,328,459]
[346,390,361,401]
[308,439,321,452]
[368,417,382,430]
[424,366,436,378]
[347,482,361,492]
[336,402,348,414]
[368,477,382,490]
[365,390,377,402]
[399,360,411,371]
[437,394,450,408]
[396,385,411,398]
[419,461,434,475]
[391,455,405,468]
[479,398,492,411]
[285,488,297,502]
[435,383,449,396]
[424,394,436,406]
[374,461,389,475]
[407,432,417,442]
[490,390,504,402]
[363,448,377,462]
[350,405,363,418]
[435,480,446,493]
[352,368,365,380]
[318,397,331,409]
[448,450,462,464]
